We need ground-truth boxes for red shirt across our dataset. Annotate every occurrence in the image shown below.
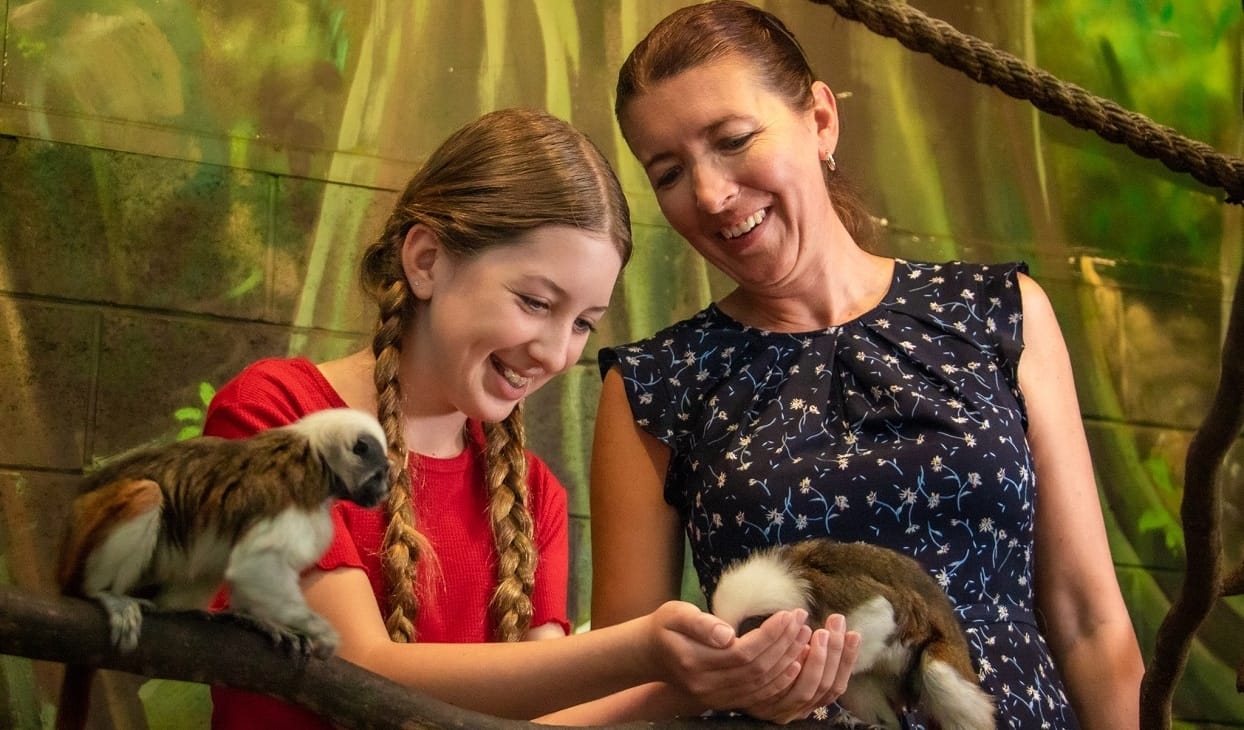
[205,358,570,729]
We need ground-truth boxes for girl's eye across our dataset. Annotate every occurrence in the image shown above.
[573,318,598,335]
[520,295,549,312]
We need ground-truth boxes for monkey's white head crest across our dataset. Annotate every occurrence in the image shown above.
[287,408,390,508]
[710,548,810,632]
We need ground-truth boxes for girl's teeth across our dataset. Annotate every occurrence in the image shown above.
[501,365,530,388]
[722,209,766,239]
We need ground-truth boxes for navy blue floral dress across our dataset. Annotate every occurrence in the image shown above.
[601,260,1079,728]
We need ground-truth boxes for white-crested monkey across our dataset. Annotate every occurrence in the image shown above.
[712,538,995,730]
[55,407,390,730]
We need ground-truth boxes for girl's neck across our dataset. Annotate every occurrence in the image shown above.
[319,349,468,459]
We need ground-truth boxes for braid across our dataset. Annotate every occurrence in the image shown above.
[483,403,537,642]
[371,276,433,643]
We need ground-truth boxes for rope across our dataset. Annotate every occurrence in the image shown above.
[809,0,1244,205]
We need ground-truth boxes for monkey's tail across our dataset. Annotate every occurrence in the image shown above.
[915,648,996,730]
[56,664,95,730]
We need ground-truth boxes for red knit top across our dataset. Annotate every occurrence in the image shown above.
[204,358,570,729]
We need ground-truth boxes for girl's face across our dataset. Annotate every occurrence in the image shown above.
[406,225,622,423]
[619,55,838,291]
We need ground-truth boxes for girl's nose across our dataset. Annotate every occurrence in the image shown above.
[528,324,576,375]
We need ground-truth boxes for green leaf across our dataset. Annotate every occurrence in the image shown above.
[173,407,203,422]
[198,382,216,407]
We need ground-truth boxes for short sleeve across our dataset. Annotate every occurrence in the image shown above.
[598,341,681,449]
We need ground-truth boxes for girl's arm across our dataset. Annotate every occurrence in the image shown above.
[1019,274,1144,729]
[302,567,815,721]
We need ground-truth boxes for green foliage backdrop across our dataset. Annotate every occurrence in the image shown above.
[0,1,1240,726]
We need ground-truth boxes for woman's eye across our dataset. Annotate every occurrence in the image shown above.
[722,133,753,151]
[653,166,681,190]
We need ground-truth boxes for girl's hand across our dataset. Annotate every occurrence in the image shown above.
[739,613,861,724]
[645,601,816,711]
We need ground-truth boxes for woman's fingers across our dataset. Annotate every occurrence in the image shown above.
[740,613,861,724]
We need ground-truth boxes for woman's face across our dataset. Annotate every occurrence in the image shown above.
[619,55,838,290]
[408,225,622,423]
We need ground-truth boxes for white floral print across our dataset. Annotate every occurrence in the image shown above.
[602,260,1077,728]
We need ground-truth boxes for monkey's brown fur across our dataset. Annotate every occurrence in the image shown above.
[57,428,374,595]
[782,538,978,687]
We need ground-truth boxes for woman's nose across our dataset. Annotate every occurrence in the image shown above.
[693,163,736,214]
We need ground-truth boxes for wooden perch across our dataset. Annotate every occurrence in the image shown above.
[0,585,833,730]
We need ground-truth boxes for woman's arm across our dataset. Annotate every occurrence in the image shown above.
[1018,274,1145,729]
[588,368,861,723]
[590,367,685,626]
[302,567,814,721]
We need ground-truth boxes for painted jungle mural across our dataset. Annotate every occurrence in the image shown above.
[0,0,1240,727]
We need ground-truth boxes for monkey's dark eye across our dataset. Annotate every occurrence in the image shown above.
[352,439,370,456]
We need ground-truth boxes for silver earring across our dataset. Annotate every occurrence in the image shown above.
[825,153,837,173]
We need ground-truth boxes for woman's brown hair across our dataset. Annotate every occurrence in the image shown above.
[359,108,631,642]
[615,0,875,246]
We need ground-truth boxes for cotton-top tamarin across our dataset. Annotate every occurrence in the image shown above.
[54,407,390,730]
[711,538,995,730]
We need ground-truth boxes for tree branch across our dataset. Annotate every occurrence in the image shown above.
[0,586,833,729]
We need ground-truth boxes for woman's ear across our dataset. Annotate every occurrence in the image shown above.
[810,80,840,159]
[401,225,441,301]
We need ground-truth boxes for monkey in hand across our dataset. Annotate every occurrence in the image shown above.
[711,538,996,730]
[55,407,391,730]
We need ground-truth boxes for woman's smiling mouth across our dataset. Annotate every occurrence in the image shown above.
[721,208,767,239]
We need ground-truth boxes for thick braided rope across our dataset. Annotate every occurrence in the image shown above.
[809,0,1244,204]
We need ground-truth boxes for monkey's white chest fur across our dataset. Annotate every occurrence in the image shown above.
[81,502,339,656]
[711,540,996,730]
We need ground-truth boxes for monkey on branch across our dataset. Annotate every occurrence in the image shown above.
[53,408,391,730]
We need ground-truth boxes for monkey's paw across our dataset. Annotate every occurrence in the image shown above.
[223,611,339,660]
[93,593,154,653]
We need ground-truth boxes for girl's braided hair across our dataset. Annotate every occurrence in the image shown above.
[358,108,631,641]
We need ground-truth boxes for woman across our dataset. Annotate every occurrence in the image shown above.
[590,2,1144,727]
[206,107,842,727]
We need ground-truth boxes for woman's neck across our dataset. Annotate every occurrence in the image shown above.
[718,243,894,332]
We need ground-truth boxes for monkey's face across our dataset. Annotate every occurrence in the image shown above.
[325,431,391,508]
[291,409,392,509]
